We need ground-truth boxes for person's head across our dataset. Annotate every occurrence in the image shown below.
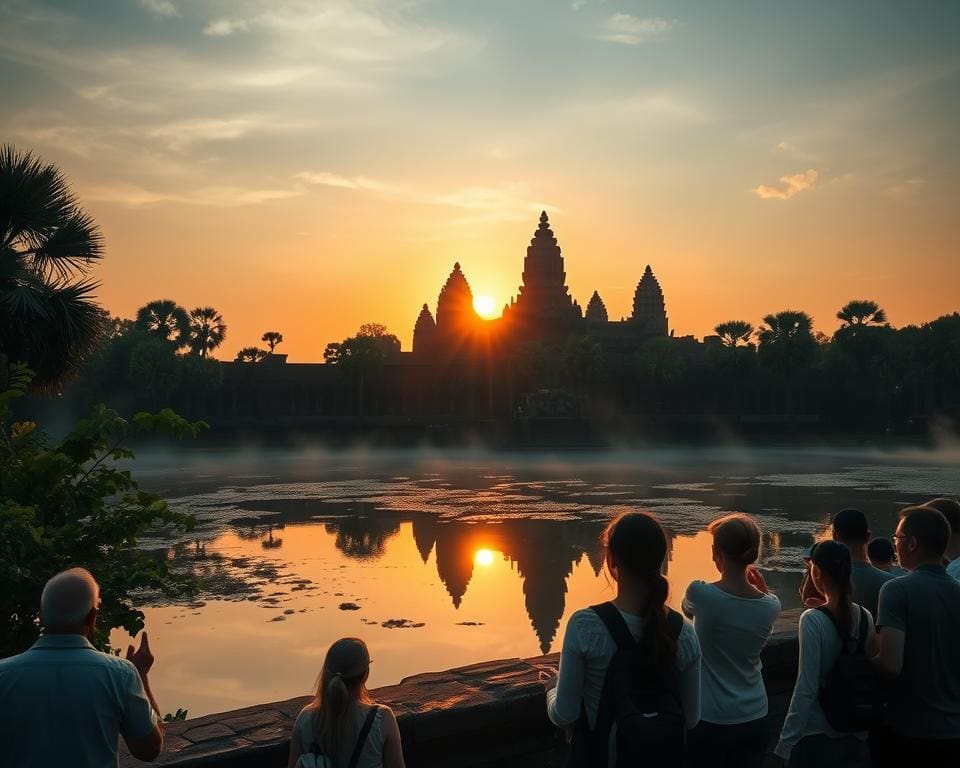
[832,508,870,546]
[924,498,960,539]
[601,511,675,666]
[310,637,373,757]
[810,540,854,635]
[708,513,762,574]
[895,506,951,570]
[867,537,896,569]
[40,568,100,638]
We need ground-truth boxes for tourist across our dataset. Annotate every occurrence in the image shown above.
[923,497,960,580]
[0,568,164,767]
[288,637,405,768]
[543,511,701,767]
[683,514,782,768]
[871,506,960,765]
[828,508,894,618]
[774,541,876,767]
[867,537,907,576]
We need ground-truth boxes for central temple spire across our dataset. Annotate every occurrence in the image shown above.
[506,211,581,337]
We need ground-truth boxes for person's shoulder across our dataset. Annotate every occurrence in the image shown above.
[798,606,829,628]
[569,605,605,628]
[683,579,711,599]
[879,572,908,597]
[675,614,701,661]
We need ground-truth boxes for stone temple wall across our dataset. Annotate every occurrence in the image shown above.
[120,610,802,768]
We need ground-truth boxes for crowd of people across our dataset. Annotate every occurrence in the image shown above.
[1,498,959,768]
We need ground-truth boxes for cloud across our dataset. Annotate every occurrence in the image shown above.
[204,18,248,37]
[598,14,672,45]
[150,117,265,150]
[883,178,925,199]
[754,169,819,200]
[82,182,302,207]
[139,0,179,18]
[295,171,410,195]
[296,170,559,222]
[571,1,587,11]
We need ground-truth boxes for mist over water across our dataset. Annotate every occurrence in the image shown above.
[115,445,960,717]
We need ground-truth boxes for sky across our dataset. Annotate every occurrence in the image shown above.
[2,0,958,360]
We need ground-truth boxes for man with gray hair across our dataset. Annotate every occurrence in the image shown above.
[0,567,164,766]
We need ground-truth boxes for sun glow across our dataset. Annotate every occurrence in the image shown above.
[473,294,498,319]
[474,548,496,566]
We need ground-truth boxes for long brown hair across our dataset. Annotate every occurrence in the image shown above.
[308,637,373,765]
[602,511,676,667]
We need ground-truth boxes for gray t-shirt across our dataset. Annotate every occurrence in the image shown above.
[682,581,782,724]
[877,564,960,738]
[850,561,894,618]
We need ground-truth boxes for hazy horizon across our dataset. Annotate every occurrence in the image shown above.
[3,0,958,361]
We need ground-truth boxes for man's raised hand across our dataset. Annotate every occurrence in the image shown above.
[126,632,155,677]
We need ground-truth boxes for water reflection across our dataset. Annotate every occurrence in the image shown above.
[116,448,959,717]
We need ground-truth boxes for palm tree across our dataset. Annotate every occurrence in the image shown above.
[714,320,754,348]
[235,346,267,363]
[0,144,106,389]
[261,331,283,353]
[135,299,190,350]
[757,310,816,416]
[837,300,887,328]
[188,307,226,357]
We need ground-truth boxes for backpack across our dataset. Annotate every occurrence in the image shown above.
[571,602,686,768]
[296,705,379,768]
[816,605,880,733]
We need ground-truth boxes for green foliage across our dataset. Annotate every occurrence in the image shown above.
[714,320,754,348]
[757,310,816,377]
[188,307,227,358]
[261,331,283,353]
[0,365,206,656]
[163,708,189,722]
[837,300,887,329]
[135,299,191,351]
[634,337,684,388]
[235,346,267,363]
[0,144,107,390]
[562,335,603,391]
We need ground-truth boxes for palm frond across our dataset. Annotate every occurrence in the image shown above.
[31,208,104,280]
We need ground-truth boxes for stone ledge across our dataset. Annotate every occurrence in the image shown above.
[121,609,802,768]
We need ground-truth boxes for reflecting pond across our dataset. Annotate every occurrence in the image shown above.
[112,446,960,717]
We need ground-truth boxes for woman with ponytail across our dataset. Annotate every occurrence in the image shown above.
[544,511,701,767]
[683,514,781,768]
[774,541,876,767]
[288,638,404,768]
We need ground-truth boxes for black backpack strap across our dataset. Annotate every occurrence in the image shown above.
[854,606,869,654]
[590,602,637,651]
[665,608,683,641]
[346,706,379,768]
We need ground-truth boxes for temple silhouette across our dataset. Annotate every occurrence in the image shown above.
[202,211,678,430]
[412,211,669,357]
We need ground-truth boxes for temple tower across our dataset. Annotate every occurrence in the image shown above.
[507,212,582,337]
[585,291,608,323]
[435,262,478,338]
[412,303,437,355]
[631,265,669,336]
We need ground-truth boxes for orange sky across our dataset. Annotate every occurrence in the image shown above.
[3,1,958,360]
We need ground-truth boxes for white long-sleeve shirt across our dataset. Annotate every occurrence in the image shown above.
[774,605,876,760]
[546,606,701,730]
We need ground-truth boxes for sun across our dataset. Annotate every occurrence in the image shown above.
[473,294,498,319]
[474,548,496,566]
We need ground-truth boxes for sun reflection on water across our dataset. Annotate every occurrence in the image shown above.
[474,548,496,566]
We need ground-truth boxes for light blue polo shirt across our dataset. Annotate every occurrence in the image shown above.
[0,634,158,768]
